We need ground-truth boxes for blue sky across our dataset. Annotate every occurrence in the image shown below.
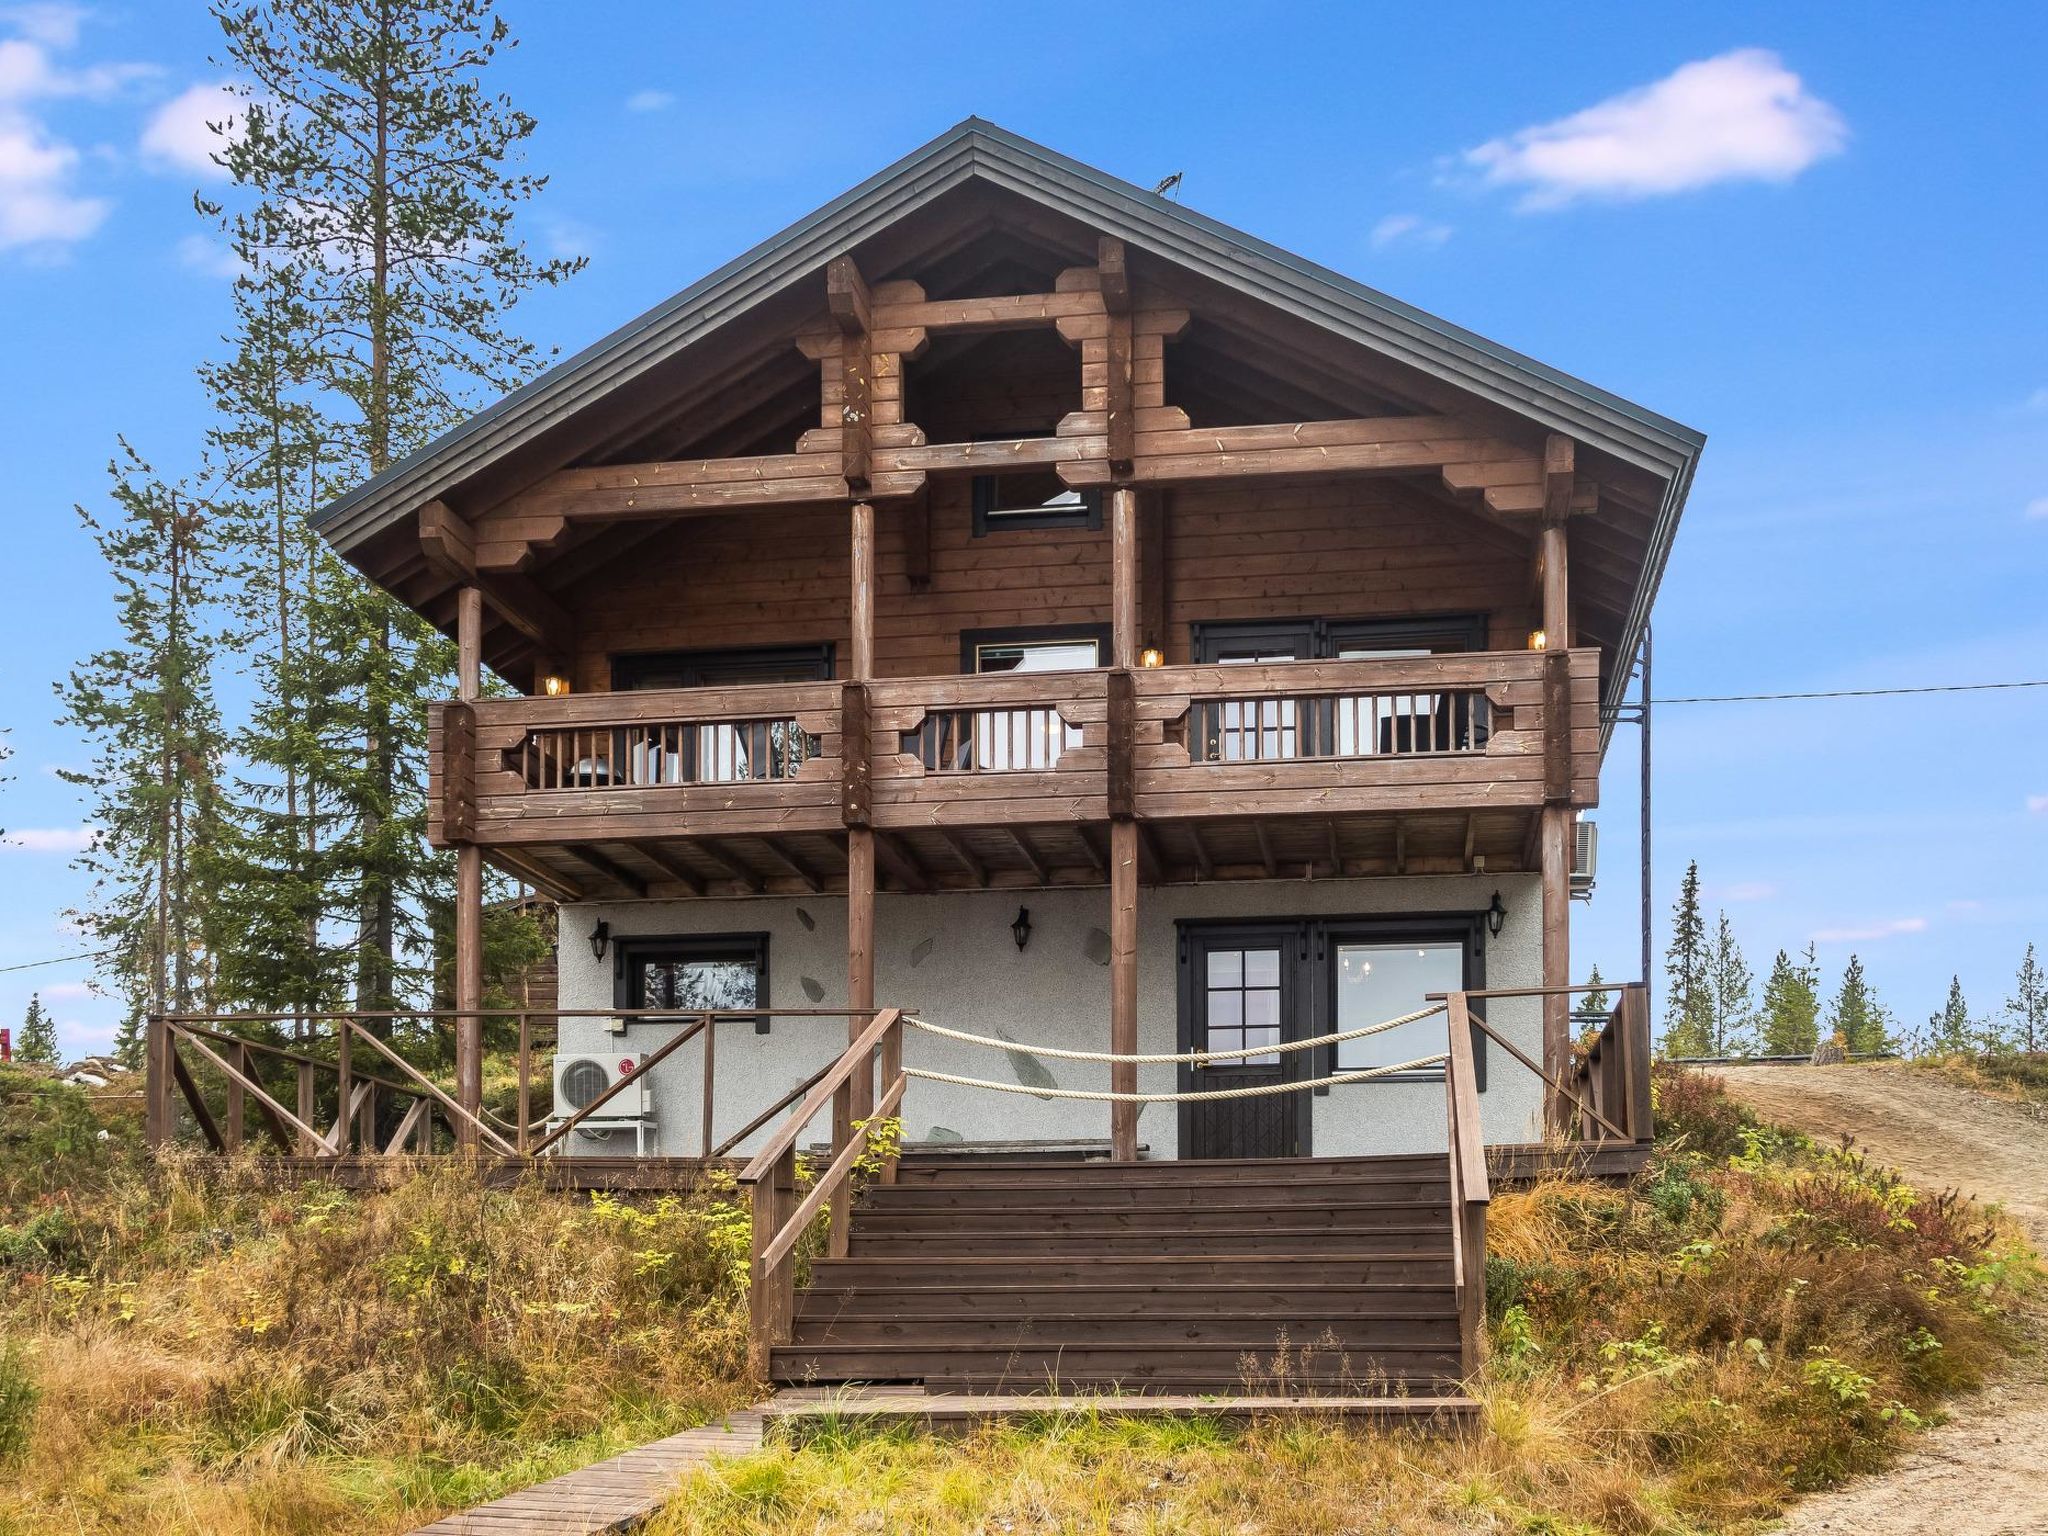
[2,2,2044,1058]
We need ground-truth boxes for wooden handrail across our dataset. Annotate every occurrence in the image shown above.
[1469,1015,1633,1144]
[341,1020,522,1158]
[1443,992,1491,1376]
[737,1009,901,1185]
[710,1055,838,1159]
[525,1015,708,1158]
[759,1073,905,1272]
[169,1025,332,1153]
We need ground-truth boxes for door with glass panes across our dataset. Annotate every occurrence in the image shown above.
[1179,924,1308,1159]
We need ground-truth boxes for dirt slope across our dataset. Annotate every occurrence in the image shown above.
[1716,1063,2046,1536]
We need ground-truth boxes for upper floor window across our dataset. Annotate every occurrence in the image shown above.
[971,470,1102,536]
[966,625,1109,675]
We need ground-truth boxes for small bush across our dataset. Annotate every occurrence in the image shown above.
[0,1344,36,1464]
[1651,1061,1755,1158]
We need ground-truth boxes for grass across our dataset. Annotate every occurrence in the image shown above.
[0,1061,757,1535]
[644,1066,2040,1536]
[1911,1050,2048,1116]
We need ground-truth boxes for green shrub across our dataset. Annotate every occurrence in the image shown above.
[0,1344,35,1464]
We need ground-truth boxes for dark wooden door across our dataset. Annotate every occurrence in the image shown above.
[1180,927,1307,1159]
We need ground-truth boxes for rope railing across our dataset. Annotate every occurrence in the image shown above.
[905,1051,1449,1103]
[903,1002,1447,1067]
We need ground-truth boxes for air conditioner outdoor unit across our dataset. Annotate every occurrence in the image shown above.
[1571,818,1598,901]
[553,1052,654,1129]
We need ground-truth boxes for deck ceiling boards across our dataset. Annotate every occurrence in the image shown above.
[316,119,1701,727]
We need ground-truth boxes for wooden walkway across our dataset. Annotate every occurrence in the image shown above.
[406,1403,769,1535]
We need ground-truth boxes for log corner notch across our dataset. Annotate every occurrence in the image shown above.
[1098,236,1136,477]
[827,254,872,494]
[416,499,577,672]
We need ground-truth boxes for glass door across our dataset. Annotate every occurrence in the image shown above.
[1180,925,1307,1158]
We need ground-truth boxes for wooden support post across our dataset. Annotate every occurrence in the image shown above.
[454,583,485,1149]
[333,1022,353,1156]
[1109,486,1141,1160]
[144,1016,173,1149]
[224,1040,246,1152]
[836,498,878,1248]
[296,1058,317,1155]
[516,1010,532,1155]
[747,1145,798,1377]
[1538,507,1572,1133]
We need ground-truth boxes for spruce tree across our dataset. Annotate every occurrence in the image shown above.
[17,995,59,1066]
[1759,944,1821,1056]
[1662,860,1712,1055]
[1824,954,1895,1055]
[2004,944,2045,1054]
[57,447,228,1057]
[1705,912,1756,1056]
[199,0,582,1015]
[1925,975,1973,1056]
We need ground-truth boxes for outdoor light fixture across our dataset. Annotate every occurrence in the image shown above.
[1010,906,1033,951]
[542,673,571,696]
[1526,629,1548,652]
[1485,891,1508,938]
[1138,646,1165,669]
[589,919,611,962]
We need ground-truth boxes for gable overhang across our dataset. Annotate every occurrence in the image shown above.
[314,118,1702,736]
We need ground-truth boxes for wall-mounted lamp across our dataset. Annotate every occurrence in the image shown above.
[1526,629,1548,653]
[542,673,572,697]
[1138,646,1165,669]
[589,919,611,962]
[1010,906,1033,951]
[1485,890,1508,938]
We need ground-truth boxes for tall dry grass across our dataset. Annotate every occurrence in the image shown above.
[0,1065,758,1534]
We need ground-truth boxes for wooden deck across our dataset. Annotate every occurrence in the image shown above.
[407,1403,769,1535]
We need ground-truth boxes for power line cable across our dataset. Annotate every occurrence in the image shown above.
[0,949,114,976]
[1651,679,2048,705]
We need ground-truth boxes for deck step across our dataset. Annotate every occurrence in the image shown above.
[790,1313,1462,1347]
[763,1390,1480,1440]
[864,1178,1451,1208]
[797,1282,1459,1319]
[849,1225,1449,1257]
[773,1341,1461,1386]
[807,1254,1456,1287]
[852,1201,1451,1233]
[892,1154,1449,1185]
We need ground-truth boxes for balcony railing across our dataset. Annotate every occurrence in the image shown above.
[429,649,1597,852]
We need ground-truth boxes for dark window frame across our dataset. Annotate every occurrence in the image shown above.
[970,474,1103,535]
[959,623,1114,676]
[612,931,772,1034]
[1175,911,1489,1099]
[610,643,835,692]
[1192,614,1487,664]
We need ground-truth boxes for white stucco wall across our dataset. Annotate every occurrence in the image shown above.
[550,872,1547,1160]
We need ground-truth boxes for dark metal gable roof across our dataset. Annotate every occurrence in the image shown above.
[314,118,1702,718]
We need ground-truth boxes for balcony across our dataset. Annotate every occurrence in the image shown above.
[429,648,1599,900]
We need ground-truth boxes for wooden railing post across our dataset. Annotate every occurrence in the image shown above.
[1622,983,1654,1143]
[144,1016,173,1149]
[879,1008,903,1184]
[1444,992,1491,1375]
[224,1040,247,1152]
[701,1014,718,1160]
[296,1058,317,1155]
[332,1021,353,1157]
[516,1011,532,1156]
[748,1143,798,1378]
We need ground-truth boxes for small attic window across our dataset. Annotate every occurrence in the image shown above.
[970,458,1102,535]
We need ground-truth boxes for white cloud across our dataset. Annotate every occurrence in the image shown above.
[1369,212,1452,251]
[0,14,152,253]
[1715,880,1778,903]
[624,89,674,113]
[175,229,241,276]
[537,214,598,261]
[1463,48,1847,211]
[4,824,96,852]
[2020,387,2048,414]
[140,79,240,177]
[39,979,93,1000]
[0,4,85,49]
[2025,497,2048,521]
[1811,916,1928,944]
[2028,794,2048,815]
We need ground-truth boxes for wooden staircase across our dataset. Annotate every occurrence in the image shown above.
[772,1153,1469,1395]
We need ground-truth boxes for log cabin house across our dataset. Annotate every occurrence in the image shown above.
[162,122,1699,1397]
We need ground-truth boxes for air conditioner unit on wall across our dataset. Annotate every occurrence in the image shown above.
[1571,819,1597,901]
[553,1052,654,1125]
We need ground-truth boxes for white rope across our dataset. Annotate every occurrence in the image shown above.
[904,1052,1449,1104]
[902,1003,1447,1066]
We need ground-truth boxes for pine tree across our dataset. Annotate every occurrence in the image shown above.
[1581,964,1612,1017]
[2002,944,2046,1054]
[1824,954,1895,1055]
[1705,911,1756,1056]
[1662,860,1712,1055]
[57,447,228,1060]
[1759,943,1821,1056]
[17,995,59,1066]
[199,0,582,1014]
[1924,975,1974,1056]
